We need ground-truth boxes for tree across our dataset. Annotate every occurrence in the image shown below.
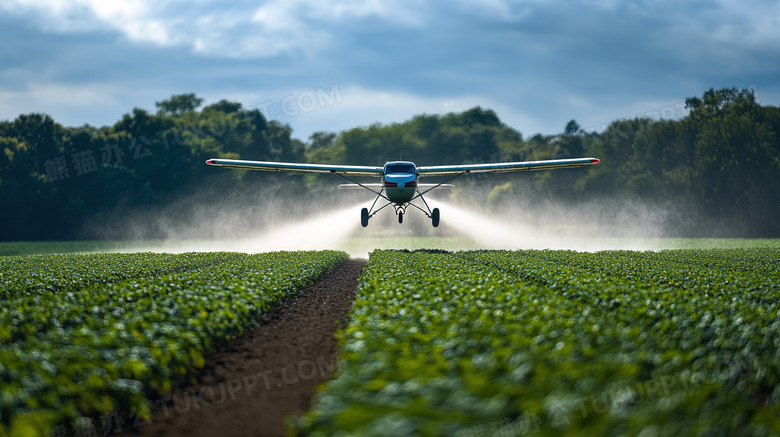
[155,93,205,116]
[685,87,756,117]
[308,132,337,149]
[458,107,501,127]
[2,90,779,239]
[564,119,582,135]
[202,99,243,114]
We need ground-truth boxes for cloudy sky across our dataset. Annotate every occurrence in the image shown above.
[1,0,778,141]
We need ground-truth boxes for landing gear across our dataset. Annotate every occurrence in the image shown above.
[356,186,442,227]
[339,168,461,229]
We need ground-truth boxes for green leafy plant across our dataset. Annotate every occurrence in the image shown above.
[299,249,780,436]
[0,250,348,436]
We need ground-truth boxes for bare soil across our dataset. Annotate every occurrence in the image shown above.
[119,259,365,437]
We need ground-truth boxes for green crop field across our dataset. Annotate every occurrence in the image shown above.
[0,241,226,257]
[298,248,780,436]
[0,250,348,436]
[1,246,779,436]
[2,238,780,257]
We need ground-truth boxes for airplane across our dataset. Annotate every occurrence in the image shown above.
[205,157,599,227]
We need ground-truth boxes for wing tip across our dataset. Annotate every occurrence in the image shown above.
[206,159,217,166]
[590,158,600,164]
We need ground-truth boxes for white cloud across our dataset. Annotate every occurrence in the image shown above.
[239,85,543,141]
[453,0,532,21]
[717,1,780,59]
[0,81,170,127]
[0,0,426,58]
[0,82,117,108]
[0,82,118,123]
[0,0,172,44]
[1,0,778,138]
[638,0,780,73]
[2,0,778,67]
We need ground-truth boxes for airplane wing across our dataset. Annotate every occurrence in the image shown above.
[417,157,599,177]
[337,183,383,189]
[205,159,383,177]
[338,183,454,189]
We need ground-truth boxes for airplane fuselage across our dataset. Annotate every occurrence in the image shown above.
[382,161,418,203]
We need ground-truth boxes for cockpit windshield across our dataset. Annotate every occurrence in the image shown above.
[385,163,416,174]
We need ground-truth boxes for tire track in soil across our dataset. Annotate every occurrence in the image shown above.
[120,259,365,437]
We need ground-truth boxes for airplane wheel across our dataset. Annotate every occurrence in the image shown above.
[431,208,440,227]
[361,208,369,227]
[398,212,404,224]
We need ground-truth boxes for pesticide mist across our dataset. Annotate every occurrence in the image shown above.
[87,179,682,257]
[427,198,667,252]
[226,204,365,253]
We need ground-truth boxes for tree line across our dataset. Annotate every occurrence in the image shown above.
[0,88,777,240]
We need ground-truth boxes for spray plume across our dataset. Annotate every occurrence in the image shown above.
[86,182,676,257]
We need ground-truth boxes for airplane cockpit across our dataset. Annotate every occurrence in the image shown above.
[383,162,417,175]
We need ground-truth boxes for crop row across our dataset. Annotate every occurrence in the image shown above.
[495,249,779,294]
[0,252,237,299]
[300,249,780,436]
[460,250,780,389]
[0,250,348,437]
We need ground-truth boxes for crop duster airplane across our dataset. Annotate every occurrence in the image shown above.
[205,156,599,227]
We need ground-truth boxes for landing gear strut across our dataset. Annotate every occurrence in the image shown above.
[357,188,443,227]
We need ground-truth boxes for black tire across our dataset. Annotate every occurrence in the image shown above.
[431,208,440,227]
[398,212,404,224]
[361,208,369,227]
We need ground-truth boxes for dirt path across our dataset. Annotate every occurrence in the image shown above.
[120,259,365,437]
